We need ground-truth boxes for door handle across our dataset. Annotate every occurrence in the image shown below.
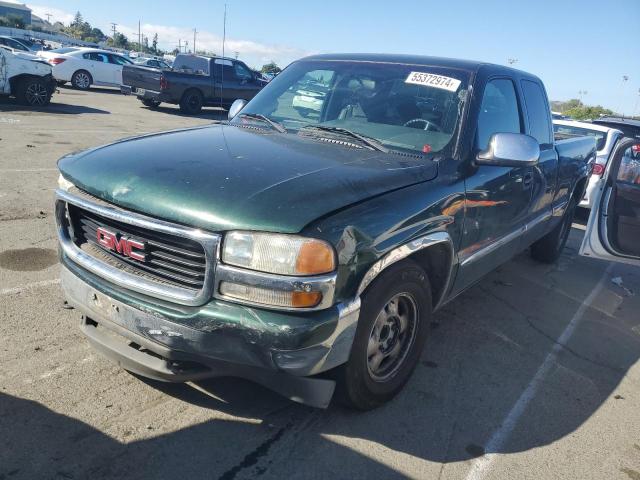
[523,171,534,190]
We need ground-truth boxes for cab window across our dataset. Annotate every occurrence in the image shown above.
[476,79,522,150]
[233,62,253,81]
[521,80,552,146]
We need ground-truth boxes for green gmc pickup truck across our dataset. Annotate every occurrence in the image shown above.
[56,54,598,410]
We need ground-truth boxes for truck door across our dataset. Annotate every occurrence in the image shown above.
[519,79,558,247]
[580,137,640,267]
[216,59,261,106]
[454,77,537,293]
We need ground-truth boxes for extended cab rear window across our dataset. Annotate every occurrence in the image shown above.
[553,124,607,151]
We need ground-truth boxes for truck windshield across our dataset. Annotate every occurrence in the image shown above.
[234,60,470,154]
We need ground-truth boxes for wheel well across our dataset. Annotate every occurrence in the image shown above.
[407,243,453,309]
[181,88,203,101]
[9,74,38,92]
[572,176,588,203]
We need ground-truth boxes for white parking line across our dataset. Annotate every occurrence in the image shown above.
[0,278,61,296]
[0,168,58,172]
[464,263,614,480]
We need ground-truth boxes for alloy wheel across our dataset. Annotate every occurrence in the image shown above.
[25,82,48,106]
[367,292,419,382]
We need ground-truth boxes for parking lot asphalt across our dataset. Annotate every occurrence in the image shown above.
[1,88,639,480]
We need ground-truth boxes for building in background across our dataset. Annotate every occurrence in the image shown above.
[0,1,32,25]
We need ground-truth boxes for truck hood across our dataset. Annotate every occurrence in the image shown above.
[58,124,438,233]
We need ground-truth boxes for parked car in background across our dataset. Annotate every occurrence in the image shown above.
[121,54,267,114]
[553,119,623,208]
[11,37,43,52]
[57,54,596,409]
[0,36,31,52]
[46,48,134,90]
[551,111,569,120]
[134,57,171,70]
[591,117,640,140]
[0,46,56,106]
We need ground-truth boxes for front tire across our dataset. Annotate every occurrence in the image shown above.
[531,196,577,263]
[71,70,92,90]
[179,89,203,114]
[16,77,52,106]
[336,260,432,410]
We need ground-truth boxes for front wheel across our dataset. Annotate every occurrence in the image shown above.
[336,260,432,410]
[531,196,577,263]
[16,77,52,106]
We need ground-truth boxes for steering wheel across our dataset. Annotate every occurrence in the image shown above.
[403,118,443,132]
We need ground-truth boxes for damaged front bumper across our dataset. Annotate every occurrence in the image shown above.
[60,262,360,408]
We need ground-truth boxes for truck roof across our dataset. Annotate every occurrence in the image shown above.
[300,53,536,78]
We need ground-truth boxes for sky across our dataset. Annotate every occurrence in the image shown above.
[7,0,640,114]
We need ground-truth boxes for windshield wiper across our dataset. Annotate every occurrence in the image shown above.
[300,125,388,153]
[236,113,286,133]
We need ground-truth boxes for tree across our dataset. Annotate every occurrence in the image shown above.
[107,32,130,49]
[563,105,614,120]
[261,61,282,75]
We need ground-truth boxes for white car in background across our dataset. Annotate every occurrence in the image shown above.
[0,46,56,106]
[553,119,623,209]
[43,48,133,90]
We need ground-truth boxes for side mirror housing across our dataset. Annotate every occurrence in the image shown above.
[228,99,247,120]
[476,132,540,167]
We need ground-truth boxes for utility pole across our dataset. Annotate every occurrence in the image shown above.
[184,40,189,53]
[234,51,239,59]
[578,90,588,103]
[193,28,197,54]
[507,58,518,65]
[45,13,52,23]
[110,23,117,39]
[178,39,181,53]
[138,19,141,53]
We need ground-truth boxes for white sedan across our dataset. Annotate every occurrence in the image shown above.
[43,48,133,90]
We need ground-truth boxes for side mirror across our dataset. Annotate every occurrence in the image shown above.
[228,99,247,120]
[476,132,540,167]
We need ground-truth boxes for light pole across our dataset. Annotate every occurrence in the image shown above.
[620,75,629,117]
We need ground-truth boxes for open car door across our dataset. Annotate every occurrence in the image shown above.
[580,137,640,266]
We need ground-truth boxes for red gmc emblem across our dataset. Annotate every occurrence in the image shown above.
[96,227,146,262]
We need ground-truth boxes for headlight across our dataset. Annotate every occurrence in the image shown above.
[222,231,335,276]
[58,174,74,191]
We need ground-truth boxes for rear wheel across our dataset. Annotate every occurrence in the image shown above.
[336,260,432,410]
[179,89,203,114]
[71,70,92,90]
[16,77,52,106]
[531,196,577,263]
[140,98,161,108]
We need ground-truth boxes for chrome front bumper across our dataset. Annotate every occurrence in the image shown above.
[60,264,360,408]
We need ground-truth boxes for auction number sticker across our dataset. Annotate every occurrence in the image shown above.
[405,72,461,92]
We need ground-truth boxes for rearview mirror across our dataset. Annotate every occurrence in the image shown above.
[476,132,540,167]
[228,99,247,120]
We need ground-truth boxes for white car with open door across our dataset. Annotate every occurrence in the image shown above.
[45,48,133,90]
[0,46,56,106]
[581,137,640,266]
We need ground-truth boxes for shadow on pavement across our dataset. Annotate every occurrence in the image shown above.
[2,232,639,479]
[0,97,110,115]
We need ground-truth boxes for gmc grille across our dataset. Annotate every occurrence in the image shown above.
[68,203,207,291]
